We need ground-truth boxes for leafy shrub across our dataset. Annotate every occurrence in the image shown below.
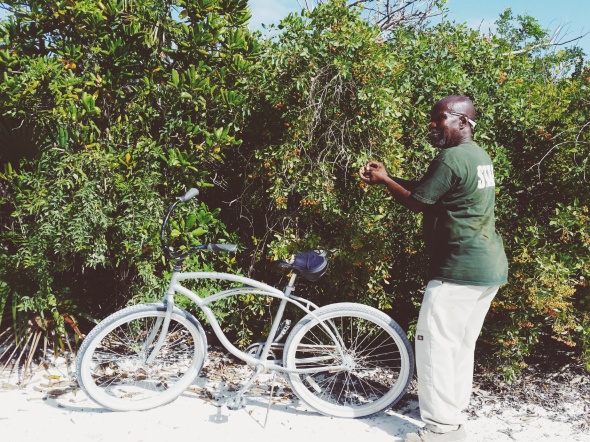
[231,1,590,376]
[0,0,588,378]
[0,0,258,360]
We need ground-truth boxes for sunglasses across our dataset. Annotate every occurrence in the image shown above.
[448,112,477,129]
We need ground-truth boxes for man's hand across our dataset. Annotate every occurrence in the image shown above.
[359,160,425,213]
[359,161,388,185]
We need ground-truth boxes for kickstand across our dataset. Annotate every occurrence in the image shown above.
[263,372,277,428]
[209,405,229,423]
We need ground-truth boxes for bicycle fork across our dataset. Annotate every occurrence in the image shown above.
[143,293,175,365]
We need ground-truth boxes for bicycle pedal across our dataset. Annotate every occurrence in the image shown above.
[225,395,247,411]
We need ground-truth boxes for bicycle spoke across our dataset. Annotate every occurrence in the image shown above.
[285,304,413,417]
[77,305,206,411]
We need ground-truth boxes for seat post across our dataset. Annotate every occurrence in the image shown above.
[258,275,295,362]
[284,272,297,297]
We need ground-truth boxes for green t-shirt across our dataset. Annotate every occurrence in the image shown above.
[411,141,508,286]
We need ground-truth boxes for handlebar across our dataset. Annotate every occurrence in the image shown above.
[203,244,238,252]
[160,188,237,261]
[179,188,199,202]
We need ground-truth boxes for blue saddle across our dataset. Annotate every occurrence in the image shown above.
[278,250,328,281]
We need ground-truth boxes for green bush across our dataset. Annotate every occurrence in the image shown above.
[230,1,590,376]
[0,0,258,355]
[0,0,588,378]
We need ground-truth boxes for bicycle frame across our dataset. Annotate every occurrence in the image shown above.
[76,189,414,417]
[151,268,348,375]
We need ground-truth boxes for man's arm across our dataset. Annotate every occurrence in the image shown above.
[381,176,426,213]
[391,176,420,192]
[359,162,427,213]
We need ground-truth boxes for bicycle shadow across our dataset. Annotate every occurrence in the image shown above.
[36,366,423,441]
[178,372,423,439]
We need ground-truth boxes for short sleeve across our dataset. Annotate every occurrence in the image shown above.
[411,160,457,204]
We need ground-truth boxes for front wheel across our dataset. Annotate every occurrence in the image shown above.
[283,303,414,418]
[76,303,207,411]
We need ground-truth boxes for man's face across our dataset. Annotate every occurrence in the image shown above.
[429,104,462,149]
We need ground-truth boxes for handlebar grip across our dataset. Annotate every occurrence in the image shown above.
[206,244,238,253]
[179,188,199,202]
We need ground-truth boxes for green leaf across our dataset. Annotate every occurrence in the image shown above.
[171,69,180,86]
[186,215,197,230]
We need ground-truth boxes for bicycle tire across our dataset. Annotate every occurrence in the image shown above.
[76,303,207,411]
[283,302,414,418]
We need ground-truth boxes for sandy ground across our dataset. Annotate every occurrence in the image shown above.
[0,356,588,442]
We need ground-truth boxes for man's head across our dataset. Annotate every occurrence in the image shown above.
[429,95,476,149]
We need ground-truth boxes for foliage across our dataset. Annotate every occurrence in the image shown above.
[225,1,423,327]
[230,1,590,376]
[304,0,446,31]
[0,0,588,378]
[0,0,258,363]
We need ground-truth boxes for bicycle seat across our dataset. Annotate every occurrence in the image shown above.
[278,249,328,281]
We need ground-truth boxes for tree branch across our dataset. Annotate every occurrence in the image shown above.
[299,0,443,31]
[506,28,589,56]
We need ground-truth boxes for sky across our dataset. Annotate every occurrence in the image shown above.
[248,0,590,58]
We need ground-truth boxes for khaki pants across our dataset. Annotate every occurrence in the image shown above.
[415,280,499,434]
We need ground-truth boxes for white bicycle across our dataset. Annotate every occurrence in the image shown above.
[76,188,414,418]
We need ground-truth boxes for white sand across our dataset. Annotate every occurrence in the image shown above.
[0,359,586,442]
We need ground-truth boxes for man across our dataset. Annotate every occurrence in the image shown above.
[359,95,508,442]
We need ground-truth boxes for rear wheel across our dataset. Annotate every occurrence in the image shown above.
[76,303,207,411]
[283,303,413,418]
